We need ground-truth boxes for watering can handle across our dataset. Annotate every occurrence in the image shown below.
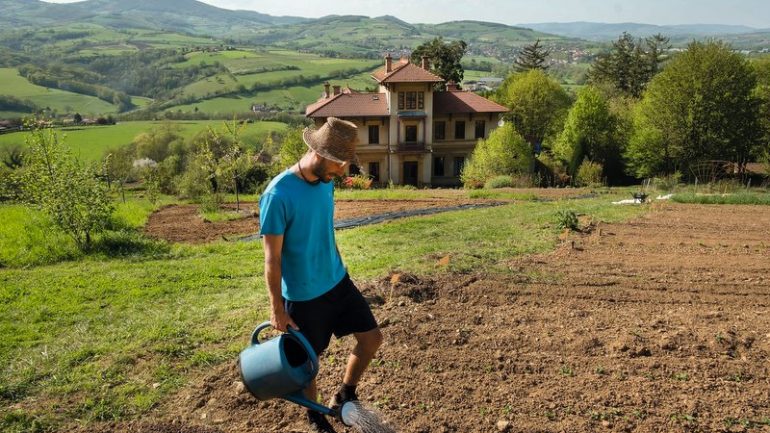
[249,322,320,374]
[250,321,274,345]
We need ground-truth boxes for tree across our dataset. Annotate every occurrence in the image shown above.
[494,69,571,154]
[513,39,551,72]
[553,86,624,182]
[753,57,770,164]
[278,126,308,168]
[411,37,467,88]
[21,127,113,250]
[588,32,670,98]
[133,122,184,163]
[461,123,533,188]
[626,41,761,178]
[73,112,82,124]
[103,145,136,204]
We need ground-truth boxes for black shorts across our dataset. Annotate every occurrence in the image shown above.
[285,274,378,356]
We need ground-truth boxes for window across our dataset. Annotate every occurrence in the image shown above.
[433,156,445,176]
[405,125,418,142]
[434,121,445,140]
[398,91,425,110]
[454,156,466,176]
[475,120,486,139]
[454,121,466,140]
[368,162,380,182]
[368,125,379,144]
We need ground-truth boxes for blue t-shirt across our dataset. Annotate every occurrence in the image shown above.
[259,169,346,301]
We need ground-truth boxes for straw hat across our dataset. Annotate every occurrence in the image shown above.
[303,117,359,165]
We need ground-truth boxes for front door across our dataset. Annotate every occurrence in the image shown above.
[403,161,418,186]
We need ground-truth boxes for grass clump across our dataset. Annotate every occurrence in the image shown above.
[555,209,579,231]
[671,192,770,205]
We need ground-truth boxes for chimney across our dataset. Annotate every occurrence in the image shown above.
[323,81,330,98]
[333,85,341,96]
[446,81,459,91]
[421,55,429,70]
[385,53,393,73]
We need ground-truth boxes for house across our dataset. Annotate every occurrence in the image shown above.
[305,55,508,186]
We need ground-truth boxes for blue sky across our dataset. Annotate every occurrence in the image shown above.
[43,0,770,28]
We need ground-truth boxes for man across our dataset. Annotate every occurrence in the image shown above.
[259,117,383,433]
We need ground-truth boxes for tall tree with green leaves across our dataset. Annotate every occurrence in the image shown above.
[494,69,571,152]
[411,37,468,88]
[589,32,670,98]
[513,39,551,72]
[553,86,624,182]
[626,41,761,178]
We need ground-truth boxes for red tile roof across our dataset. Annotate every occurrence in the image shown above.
[306,92,389,118]
[372,61,444,84]
[433,90,508,114]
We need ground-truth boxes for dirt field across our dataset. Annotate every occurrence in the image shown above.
[83,203,770,433]
[143,199,506,244]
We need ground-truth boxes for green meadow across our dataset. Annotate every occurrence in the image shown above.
[169,68,380,114]
[0,120,288,162]
[177,50,381,99]
[0,68,119,115]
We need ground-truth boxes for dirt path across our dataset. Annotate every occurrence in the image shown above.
[143,199,505,244]
[83,203,770,433]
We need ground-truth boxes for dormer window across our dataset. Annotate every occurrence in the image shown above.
[398,91,424,110]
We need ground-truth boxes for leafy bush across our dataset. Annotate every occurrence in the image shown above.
[461,123,533,188]
[575,159,604,187]
[484,175,513,189]
[555,209,579,231]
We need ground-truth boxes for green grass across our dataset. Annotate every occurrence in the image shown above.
[0,193,644,430]
[0,120,287,162]
[0,68,119,116]
[671,191,770,205]
[0,196,166,268]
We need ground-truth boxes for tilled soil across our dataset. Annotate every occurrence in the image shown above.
[81,203,770,433]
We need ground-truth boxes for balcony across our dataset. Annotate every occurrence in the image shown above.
[394,142,428,153]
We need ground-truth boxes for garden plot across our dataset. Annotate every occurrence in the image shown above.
[79,203,770,433]
[143,198,507,243]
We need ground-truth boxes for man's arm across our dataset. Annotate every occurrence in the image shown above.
[262,234,297,332]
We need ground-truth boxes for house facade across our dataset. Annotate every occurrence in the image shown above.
[305,55,508,187]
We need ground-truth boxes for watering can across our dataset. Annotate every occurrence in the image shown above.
[238,321,360,426]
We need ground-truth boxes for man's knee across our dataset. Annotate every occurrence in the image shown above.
[357,327,383,354]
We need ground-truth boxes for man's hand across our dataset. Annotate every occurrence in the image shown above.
[271,306,298,333]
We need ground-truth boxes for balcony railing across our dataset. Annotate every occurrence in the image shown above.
[395,142,426,152]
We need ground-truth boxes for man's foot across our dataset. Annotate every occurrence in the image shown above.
[306,410,337,433]
[330,384,358,412]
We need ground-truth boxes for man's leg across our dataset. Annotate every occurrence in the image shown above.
[343,327,383,386]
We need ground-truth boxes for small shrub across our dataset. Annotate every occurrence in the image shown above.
[575,159,603,187]
[653,171,682,192]
[484,175,513,189]
[556,209,579,231]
